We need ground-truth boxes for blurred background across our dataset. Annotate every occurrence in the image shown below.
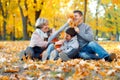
[0,0,119,41]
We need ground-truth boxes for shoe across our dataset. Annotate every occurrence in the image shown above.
[25,47,34,58]
[19,50,26,60]
[105,53,117,62]
[109,53,117,61]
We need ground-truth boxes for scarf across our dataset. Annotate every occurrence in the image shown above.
[36,29,48,40]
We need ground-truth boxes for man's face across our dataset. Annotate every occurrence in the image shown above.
[65,33,72,41]
[74,12,83,23]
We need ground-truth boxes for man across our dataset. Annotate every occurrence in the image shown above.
[47,10,116,62]
[73,10,116,61]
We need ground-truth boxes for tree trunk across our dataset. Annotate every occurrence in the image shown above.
[84,0,87,23]
[22,16,29,40]
[18,0,29,40]
[95,0,100,41]
[116,23,119,41]
[3,20,7,40]
[34,0,43,21]
[0,0,8,40]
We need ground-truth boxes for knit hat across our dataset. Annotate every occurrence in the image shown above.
[65,28,77,37]
[35,18,48,28]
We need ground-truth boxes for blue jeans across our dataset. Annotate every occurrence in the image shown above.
[47,44,79,59]
[78,41,110,60]
[46,43,55,59]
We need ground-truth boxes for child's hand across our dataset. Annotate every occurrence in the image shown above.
[56,48,61,52]
[55,40,64,45]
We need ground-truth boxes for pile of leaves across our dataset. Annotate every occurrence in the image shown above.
[0,41,120,80]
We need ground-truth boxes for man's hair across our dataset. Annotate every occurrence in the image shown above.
[65,28,77,37]
[73,10,83,16]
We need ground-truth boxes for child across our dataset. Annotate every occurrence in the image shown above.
[49,28,79,61]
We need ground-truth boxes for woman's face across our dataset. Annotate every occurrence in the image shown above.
[41,23,49,33]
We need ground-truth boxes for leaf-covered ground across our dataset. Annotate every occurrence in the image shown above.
[0,41,120,80]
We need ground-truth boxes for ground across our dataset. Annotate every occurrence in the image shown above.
[0,41,120,80]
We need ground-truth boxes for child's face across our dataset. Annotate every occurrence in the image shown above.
[65,33,72,41]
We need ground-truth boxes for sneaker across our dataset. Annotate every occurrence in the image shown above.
[105,53,117,62]
[59,53,70,61]
[25,47,34,58]
[19,50,26,60]
[109,53,117,61]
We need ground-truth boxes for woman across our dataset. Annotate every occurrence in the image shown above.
[20,17,69,60]
[28,18,51,59]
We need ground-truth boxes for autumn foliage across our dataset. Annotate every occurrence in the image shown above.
[0,41,120,79]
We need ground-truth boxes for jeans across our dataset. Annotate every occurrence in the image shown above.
[32,46,46,59]
[50,50,59,60]
[66,49,79,58]
[47,44,79,59]
[78,41,110,60]
[46,43,55,59]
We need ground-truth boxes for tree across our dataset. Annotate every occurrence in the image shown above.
[84,0,88,23]
[0,0,9,40]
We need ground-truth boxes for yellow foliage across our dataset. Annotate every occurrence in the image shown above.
[101,0,111,4]
[0,76,9,80]
[112,0,120,5]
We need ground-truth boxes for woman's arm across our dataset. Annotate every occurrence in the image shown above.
[48,23,69,43]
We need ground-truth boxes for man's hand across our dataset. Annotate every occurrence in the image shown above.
[74,27,80,33]
[67,18,73,23]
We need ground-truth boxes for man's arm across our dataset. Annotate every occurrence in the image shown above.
[79,25,94,42]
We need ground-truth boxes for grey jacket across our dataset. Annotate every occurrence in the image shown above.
[60,36,79,53]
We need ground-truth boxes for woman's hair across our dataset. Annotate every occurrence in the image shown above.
[35,18,48,29]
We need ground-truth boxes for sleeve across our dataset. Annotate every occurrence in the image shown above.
[62,46,73,53]
[48,23,69,43]
[30,33,48,48]
[79,26,94,41]
[61,40,79,54]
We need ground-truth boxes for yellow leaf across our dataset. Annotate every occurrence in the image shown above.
[99,71,106,76]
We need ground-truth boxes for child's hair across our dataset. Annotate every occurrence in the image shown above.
[65,28,77,37]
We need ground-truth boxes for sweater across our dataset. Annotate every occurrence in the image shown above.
[60,36,79,53]
[29,29,48,48]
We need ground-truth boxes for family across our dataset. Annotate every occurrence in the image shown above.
[20,10,116,62]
